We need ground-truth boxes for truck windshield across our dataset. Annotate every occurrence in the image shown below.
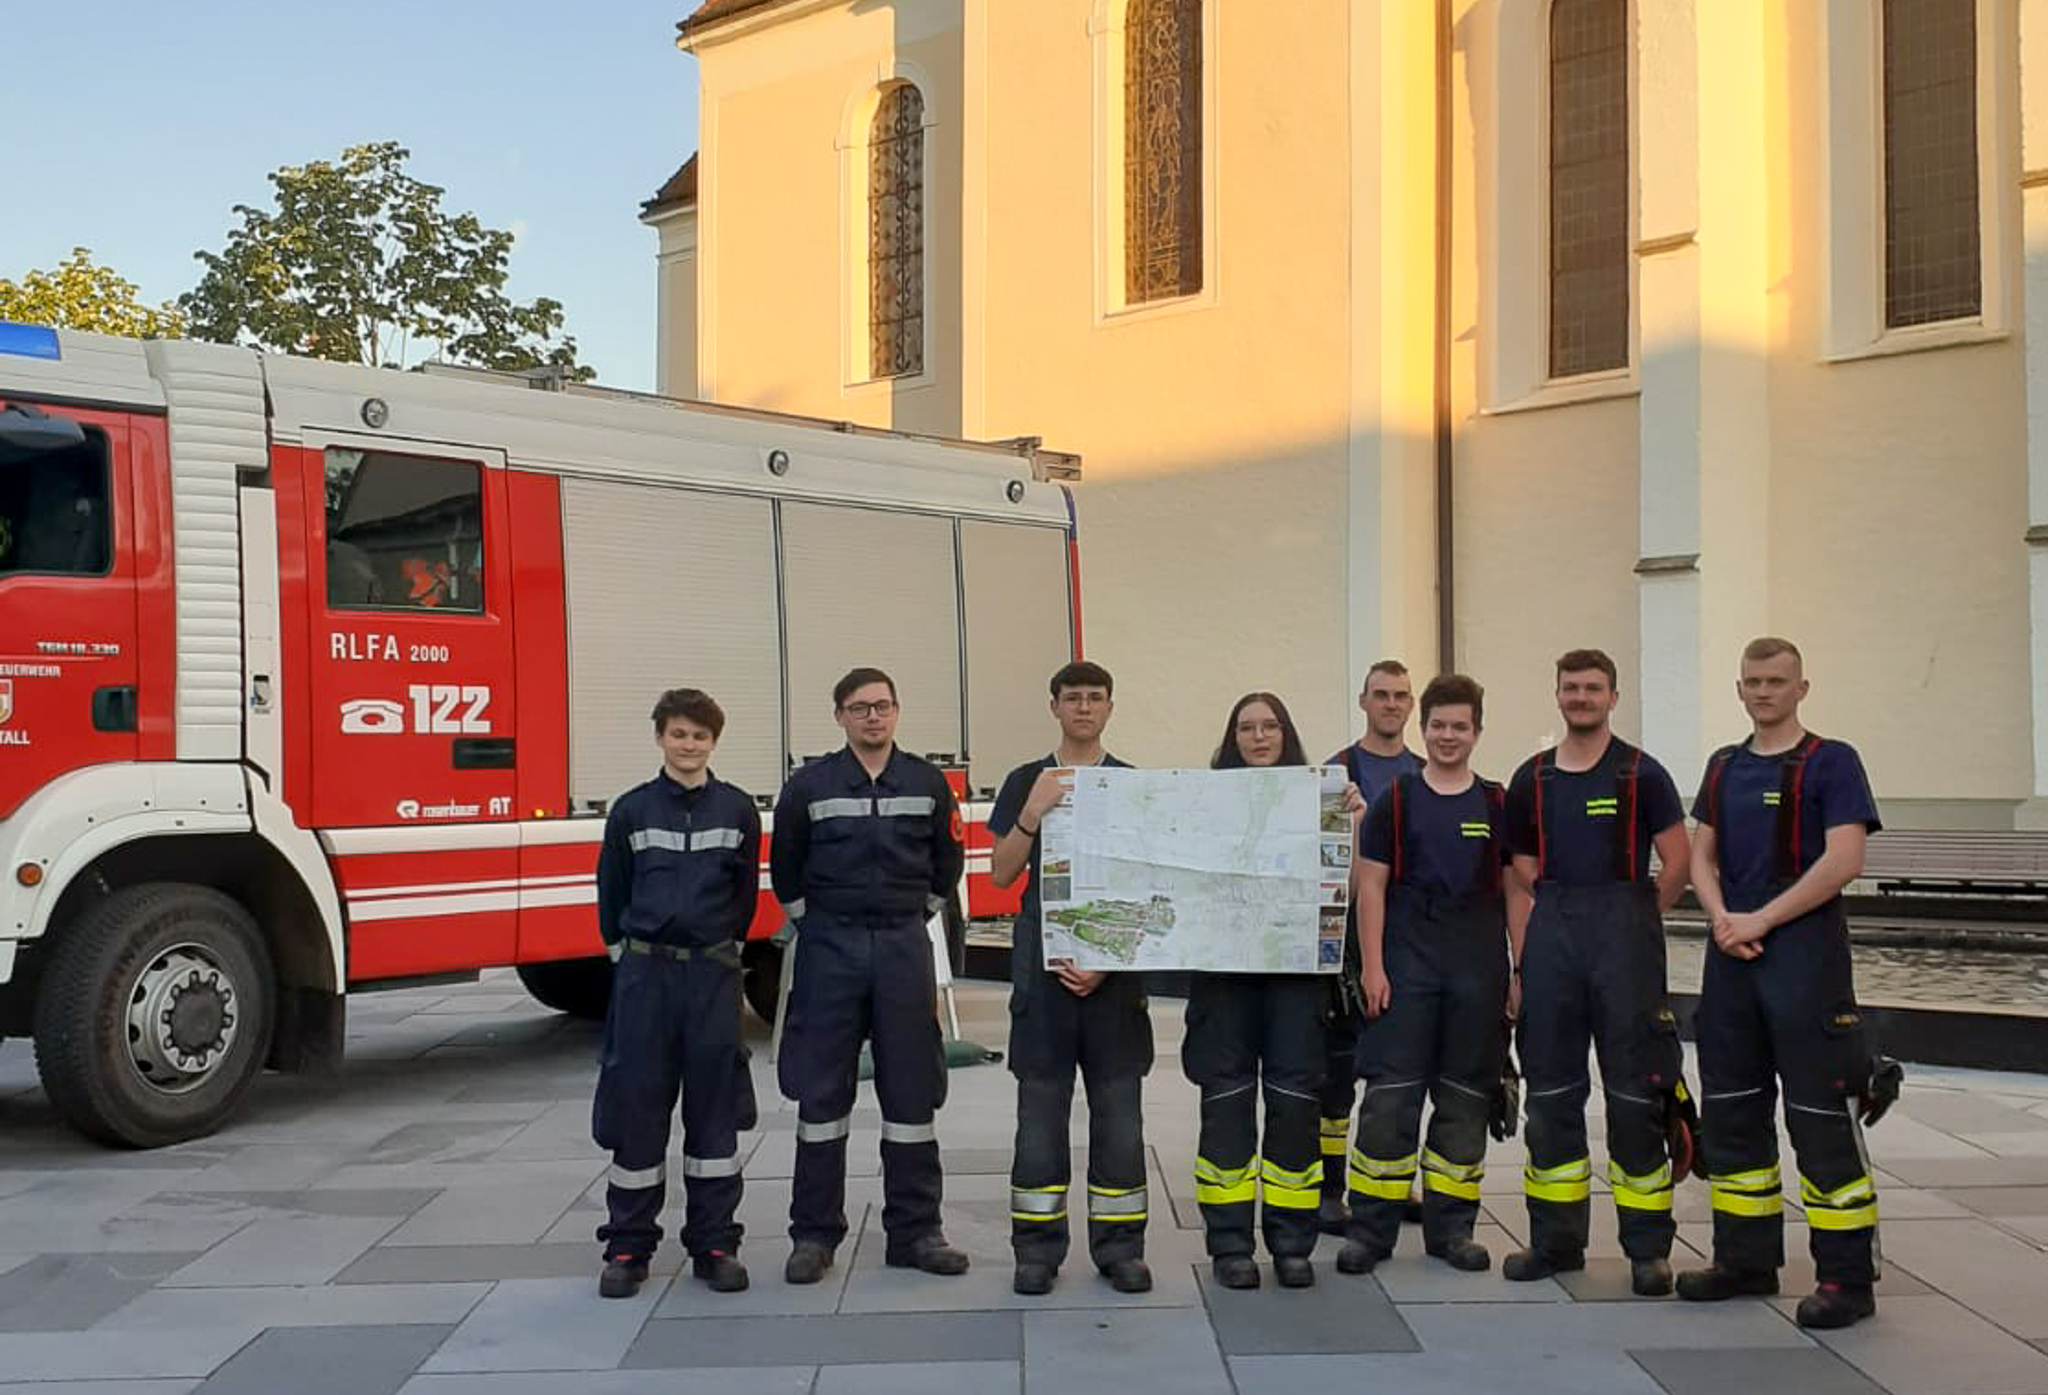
[0,423,110,577]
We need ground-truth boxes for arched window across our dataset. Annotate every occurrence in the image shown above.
[1125,0,1202,304]
[1882,0,1980,328]
[1548,0,1629,378]
[869,83,925,379]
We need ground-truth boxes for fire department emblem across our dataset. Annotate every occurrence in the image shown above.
[0,679,12,726]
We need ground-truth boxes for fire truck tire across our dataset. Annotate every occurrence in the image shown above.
[32,883,276,1149]
[514,959,613,1020]
[742,943,784,1026]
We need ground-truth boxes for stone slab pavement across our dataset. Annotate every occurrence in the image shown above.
[1,972,2045,1394]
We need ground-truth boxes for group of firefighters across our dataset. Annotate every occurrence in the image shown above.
[588,640,1891,1332]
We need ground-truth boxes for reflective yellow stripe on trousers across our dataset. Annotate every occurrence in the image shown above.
[1347,1146,1418,1201]
[1421,1148,1484,1202]
[1319,1116,1350,1158]
[1194,1158,1258,1206]
[1088,1184,1148,1223]
[1710,1165,1784,1219]
[1800,1173,1877,1231]
[1260,1158,1323,1210]
[1011,1184,1068,1223]
[1524,1156,1593,1204]
[1608,1158,1675,1213]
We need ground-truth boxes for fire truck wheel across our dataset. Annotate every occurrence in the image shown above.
[742,943,784,1026]
[514,958,613,1020]
[32,883,276,1149]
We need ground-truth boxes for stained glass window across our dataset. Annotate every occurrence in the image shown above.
[1125,0,1202,304]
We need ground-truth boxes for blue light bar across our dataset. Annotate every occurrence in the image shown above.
[0,322,61,360]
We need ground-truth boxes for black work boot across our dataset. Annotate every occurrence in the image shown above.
[1273,1255,1315,1288]
[1318,1193,1349,1237]
[1796,1282,1876,1329]
[886,1235,970,1276]
[784,1241,835,1285]
[1013,1262,1056,1295]
[598,1255,649,1299]
[1102,1258,1153,1293]
[1426,1237,1492,1272]
[1631,1257,1674,1297]
[1212,1254,1261,1289]
[1503,1248,1585,1282]
[693,1250,749,1293]
[1676,1264,1779,1302]
[1335,1241,1387,1275]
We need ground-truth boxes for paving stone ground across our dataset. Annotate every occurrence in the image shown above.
[2,972,2046,1394]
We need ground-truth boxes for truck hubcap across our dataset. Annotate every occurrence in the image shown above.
[126,945,239,1094]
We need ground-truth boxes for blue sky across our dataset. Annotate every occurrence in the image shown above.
[1,1,700,390]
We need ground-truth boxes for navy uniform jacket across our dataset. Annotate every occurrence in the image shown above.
[596,771,763,949]
[771,746,965,925]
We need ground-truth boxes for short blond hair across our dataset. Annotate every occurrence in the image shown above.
[1742,636,1803,668]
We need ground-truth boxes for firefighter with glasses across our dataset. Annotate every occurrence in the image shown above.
[773,668,970,1285]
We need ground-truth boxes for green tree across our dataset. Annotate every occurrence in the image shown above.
[181,141,592,379]
[0,248,185,338]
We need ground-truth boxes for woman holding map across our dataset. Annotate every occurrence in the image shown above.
[1183,692,1362,1290]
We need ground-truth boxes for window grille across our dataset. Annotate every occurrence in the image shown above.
[1549,0,1630,378]
[1883,0,1981,328]
[870,84,925,379]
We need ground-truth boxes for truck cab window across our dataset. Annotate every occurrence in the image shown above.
[324,448,485,612]
[0,423,111,577]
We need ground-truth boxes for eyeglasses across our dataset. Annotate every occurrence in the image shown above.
[840,700,898,718]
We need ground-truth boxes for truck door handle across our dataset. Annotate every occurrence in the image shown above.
[92,685,137,733]
[452,737,515,769]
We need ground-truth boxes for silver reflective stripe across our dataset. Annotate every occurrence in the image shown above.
[1088,1188,1148,1218]
[690,827,746,852]
[877,796,937,817]
[628,829,689,853]
[880,1119,938,1144]
[809,798,871,821]
[1011,1188,1068,1216]
[681,1153,742,1178]
[782,899,807,920]
[797,1115,852,1143]
[608,1161,664,1189]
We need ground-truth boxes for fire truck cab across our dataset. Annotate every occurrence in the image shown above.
[0,323,1078,1147]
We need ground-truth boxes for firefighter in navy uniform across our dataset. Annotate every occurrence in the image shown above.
[1343,674,1519,1276]
[1680,638,1886,1330]
[1500,650,1693,1296]
[1184,692,1361,1291]
[1320,660,1422,1235]
[989,661,1154,1297]
[772,667,970,1284]
[592,688,762,1298]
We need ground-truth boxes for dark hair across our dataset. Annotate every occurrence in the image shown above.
[833,666,897,709]
[1554,648,1618,690]
[651,687,726,738]
[1050,660,1114,699]
[1361,659,1409,691]
[1419,673,1485,729]
[1212,691,1309,769]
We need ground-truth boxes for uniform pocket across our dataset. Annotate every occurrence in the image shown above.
[1817,1002,1870,1091]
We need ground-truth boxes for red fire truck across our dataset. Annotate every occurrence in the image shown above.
[0,323,1080,1147]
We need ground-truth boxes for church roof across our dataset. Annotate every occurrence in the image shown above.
[679,0,800,39]
[642,153,698,216]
